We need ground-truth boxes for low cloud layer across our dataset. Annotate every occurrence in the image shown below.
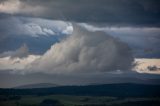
[1,69,160,88]
[134,59,160,74]
[0,43,29,58]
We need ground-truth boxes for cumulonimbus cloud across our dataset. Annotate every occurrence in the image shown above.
[24,24,134,74]
[0,23,134,74]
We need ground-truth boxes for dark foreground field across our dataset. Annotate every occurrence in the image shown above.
[0,95,160,106]
[0,83,160,106]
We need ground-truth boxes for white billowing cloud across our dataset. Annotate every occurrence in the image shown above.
[1,22,160,75]
[0,44,39,71]
[0,0,45,14]
[23,21,73,37]
[0,24,133,74]
[0,44,29,58]
[25,23,55,37]
[134,58,160,74]
[0,16,73,37]
[0,44,40,72]
[43,28,55,35]
[0,55,40,71]
[62,23,74,35]
[24,24,133,74]
[22,20,73,37]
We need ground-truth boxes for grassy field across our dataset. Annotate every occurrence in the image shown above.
[0,95,160,106]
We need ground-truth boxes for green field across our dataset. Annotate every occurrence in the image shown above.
[0,95,160,106]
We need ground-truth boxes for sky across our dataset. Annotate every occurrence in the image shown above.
[0,0,160,88]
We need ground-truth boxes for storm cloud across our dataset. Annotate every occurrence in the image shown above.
[0,0,160,26]
[0,24,134,74]
[0,0,160,87]
[25,24,133,74]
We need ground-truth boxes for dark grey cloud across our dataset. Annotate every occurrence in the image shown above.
[5,0,158,27]
[79,23,160,58]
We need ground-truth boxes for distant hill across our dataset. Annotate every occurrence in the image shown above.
[1,83,160,97]
[14,83,59,89]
